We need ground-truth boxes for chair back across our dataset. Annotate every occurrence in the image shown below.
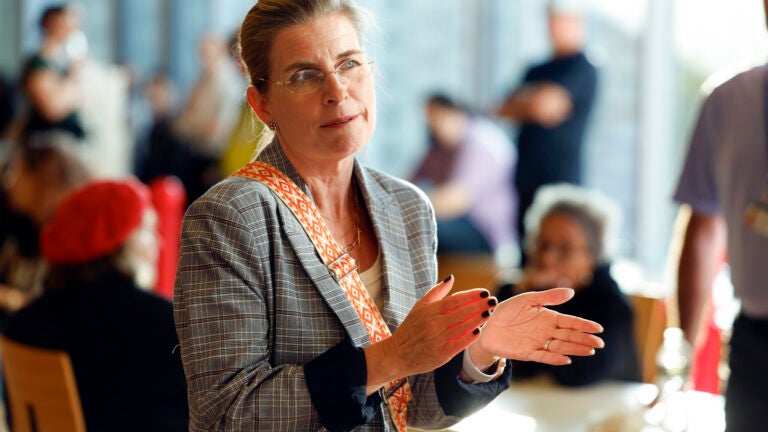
[437,253,499,295]
[1,336,86,432]
[149,175,186,300]
[628,295,667,383]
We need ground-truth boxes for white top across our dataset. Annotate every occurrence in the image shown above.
[359,252,384,312]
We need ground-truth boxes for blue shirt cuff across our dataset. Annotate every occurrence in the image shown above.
[304,338,383,431]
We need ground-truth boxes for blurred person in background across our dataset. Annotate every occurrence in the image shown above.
[219,29,266,177]
[0,132,90,325]
[3,178,188,432]
[173,33,244,204]
[497,184,639,386]
[496,0,597,257]
[174,1,605,430]
[412,93,518,265]
[20,4,87,140]
[674,2,768,428]
[135,72,189,185]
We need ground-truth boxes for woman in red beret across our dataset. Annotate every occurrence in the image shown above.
[3,178,189,432]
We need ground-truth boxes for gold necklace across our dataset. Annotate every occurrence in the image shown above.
[343,187,362,252]
[319,211,354,223]
[343,225,362,253]
[321,181,362,252]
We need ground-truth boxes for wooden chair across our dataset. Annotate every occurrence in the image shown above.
[0,336,86,432]
[436,253,500,296]
[628,295,668,383]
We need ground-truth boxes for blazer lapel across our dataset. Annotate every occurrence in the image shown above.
[355,164,421,332]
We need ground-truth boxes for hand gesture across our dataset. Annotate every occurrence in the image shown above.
[471,288,603,366]
[365,276,496,392]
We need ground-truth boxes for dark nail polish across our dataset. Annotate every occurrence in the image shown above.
[482,310,490,318]
[480,291,489,298]
[488,299,497,307]
[441,274,453,284]
[472,328,480,335]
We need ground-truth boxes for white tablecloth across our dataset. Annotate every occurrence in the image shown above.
[443,376,724,432]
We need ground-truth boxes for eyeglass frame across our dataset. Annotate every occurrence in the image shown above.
[532,238,592,261]
[257,58,375,95]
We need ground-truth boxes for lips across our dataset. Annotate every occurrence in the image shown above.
[320,115,358,128]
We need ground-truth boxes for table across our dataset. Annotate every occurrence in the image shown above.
[442,376,724,432]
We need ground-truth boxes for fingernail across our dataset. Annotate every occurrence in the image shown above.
[472,328,480,335]
[482,310,490,318]
[441,274,453,284]
[488,299,497,307]
[480,291,489,298]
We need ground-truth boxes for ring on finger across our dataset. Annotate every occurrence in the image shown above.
[543,339,553,351]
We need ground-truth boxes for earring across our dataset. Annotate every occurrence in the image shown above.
[268,121,278,131]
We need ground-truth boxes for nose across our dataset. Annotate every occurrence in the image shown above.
[322,70,349,104]
[536,246,559,269]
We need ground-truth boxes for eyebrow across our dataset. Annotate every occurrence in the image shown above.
[280,49,364,74]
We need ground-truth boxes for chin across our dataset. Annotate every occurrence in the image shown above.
[332,133,370,156]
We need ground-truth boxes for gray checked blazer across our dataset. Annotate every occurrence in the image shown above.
[174,142,505,431]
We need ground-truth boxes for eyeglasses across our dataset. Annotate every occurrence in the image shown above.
[261,59,375,95]
[533,239,590,261]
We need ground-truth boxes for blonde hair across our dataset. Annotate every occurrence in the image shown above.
[236,0,371,154]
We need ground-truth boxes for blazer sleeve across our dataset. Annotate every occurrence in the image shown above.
[174,187,332,431]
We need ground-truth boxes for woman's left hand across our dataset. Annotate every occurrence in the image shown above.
[470,287,604,367]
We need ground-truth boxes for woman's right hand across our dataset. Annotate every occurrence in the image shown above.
[363,276,495,394]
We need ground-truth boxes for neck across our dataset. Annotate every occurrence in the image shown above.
[553,45,582,59]
[308,171,356,222]
[280,143,357,220]
[308,171,362,253]
[40,39,64,59]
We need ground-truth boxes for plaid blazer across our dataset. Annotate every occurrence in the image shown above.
[174,143,479,431]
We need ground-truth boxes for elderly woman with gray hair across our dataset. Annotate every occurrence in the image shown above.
[498,183,640,386]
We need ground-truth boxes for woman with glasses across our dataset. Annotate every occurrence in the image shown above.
[174,1,604,431]
[498,183,640,386]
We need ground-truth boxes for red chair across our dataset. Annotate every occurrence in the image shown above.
[149,176,186,300]
[690,302,722,394]
[689,252,729,395]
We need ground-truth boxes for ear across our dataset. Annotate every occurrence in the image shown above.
[246,86,272,125]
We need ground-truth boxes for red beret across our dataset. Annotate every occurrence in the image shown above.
[41,178,153,265]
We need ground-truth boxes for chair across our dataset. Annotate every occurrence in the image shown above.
[0,336,86,432]
[628,295,668,383]
[436,253,500,296]
[149,175,187,300]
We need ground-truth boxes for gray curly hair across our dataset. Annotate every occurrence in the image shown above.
[524,183,622,263]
